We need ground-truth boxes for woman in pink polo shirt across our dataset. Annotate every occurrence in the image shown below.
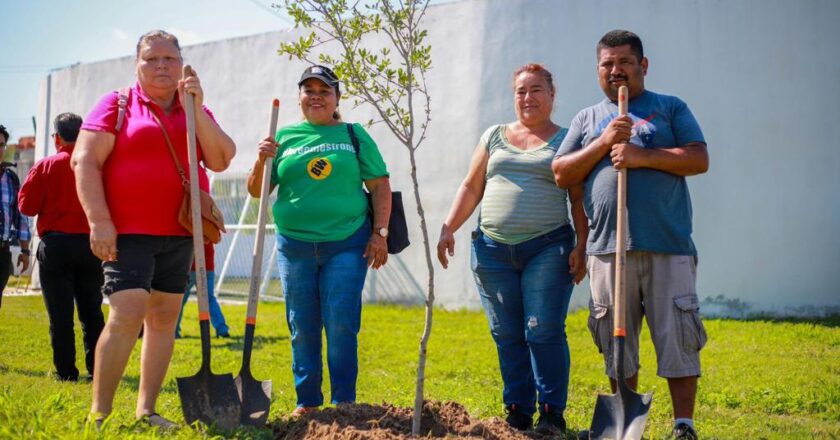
[72,30,235,428]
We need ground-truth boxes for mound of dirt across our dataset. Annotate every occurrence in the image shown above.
[270,400,561,439]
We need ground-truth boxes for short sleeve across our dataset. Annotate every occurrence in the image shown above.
[81,91,120,135]
[269,127,284,186]
[353,123,389,180]
[478,125,497,152]
[671,98,706,146]
[201,105,218,125]
[556,111,585,158]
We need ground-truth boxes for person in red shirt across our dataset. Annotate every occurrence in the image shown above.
[72,30,236,428]
[19,113,105,382]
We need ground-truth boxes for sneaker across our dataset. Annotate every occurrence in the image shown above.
[290,406,319,419]
[504,404,533,431]
[217,332,230,338]
[673,422,698,440]
[535,403,566,435]
[139,412,178,430]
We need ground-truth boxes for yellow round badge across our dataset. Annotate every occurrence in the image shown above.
[307,157,332,180]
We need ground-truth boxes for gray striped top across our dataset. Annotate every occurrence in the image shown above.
[479,124,570,244]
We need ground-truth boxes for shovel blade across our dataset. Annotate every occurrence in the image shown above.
[177,371,241,431]
[588,386,652,440]
[235,371,272,426]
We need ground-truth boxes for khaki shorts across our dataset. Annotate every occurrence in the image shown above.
[587,252,707,379]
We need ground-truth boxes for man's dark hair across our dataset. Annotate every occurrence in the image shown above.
[0,125,8,144]
[54,113,83,143]
[597,29,644,61]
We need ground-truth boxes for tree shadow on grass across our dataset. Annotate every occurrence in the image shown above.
[120,374,180,394]
[738,314,840,328]
[217,335,288,351]
[0,364,50,379]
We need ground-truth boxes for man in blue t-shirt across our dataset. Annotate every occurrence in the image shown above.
[553,30,708,440]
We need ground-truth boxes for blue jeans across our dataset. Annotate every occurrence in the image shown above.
[276,222,370,407]
[175,271,230,337]
[471,225,576,416]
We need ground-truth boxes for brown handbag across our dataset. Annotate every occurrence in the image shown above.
[147,108,226,244]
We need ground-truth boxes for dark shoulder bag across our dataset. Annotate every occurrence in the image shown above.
[346,123,410,254]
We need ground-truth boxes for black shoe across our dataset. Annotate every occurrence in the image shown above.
[55,372,79,382]
[673,422,698,440]
[216,332,230,338]
[535,403,566,435]
[504,404,532,431]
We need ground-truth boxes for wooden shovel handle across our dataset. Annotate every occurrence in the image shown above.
[182,64,211,321]
[245,99,280,324]
[614,85,629,337]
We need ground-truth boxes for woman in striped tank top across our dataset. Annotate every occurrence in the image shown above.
[437,64,588,436]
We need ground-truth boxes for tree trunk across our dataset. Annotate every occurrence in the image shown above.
[408,147,435,436]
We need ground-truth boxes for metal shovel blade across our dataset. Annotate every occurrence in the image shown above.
[235,368,272,426]
[177,367,241,431]
[235,322,272,426]
[588,378,652,440]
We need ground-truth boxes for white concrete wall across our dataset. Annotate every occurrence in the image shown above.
[38,0,840,314]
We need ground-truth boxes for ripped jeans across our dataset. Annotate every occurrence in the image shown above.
[471,225,575,416]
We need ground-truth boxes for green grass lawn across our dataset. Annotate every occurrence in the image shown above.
[0,295,837,439]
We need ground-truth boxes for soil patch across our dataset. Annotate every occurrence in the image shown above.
[270,401,563,439]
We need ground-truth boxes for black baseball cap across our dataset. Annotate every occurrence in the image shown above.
[298,65,339,89]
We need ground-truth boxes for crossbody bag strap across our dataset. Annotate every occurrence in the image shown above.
[146,106,190,189]
[115,87,131,132]
[346,123,361,158]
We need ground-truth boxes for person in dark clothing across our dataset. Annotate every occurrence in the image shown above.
[19,113,105,381]
[0,123,32,308]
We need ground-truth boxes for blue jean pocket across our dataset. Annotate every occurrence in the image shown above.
[542,224,573,244]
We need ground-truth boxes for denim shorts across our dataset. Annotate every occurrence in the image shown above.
[101,234,193,296]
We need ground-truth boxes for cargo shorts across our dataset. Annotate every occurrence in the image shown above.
[587,252,708,379]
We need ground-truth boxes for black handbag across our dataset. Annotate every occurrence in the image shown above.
[346,124,410,254]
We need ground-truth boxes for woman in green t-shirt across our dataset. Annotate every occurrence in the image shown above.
[247,65,392,417]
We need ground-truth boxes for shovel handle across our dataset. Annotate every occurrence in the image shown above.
[614,85,629,337]
[245,99,280,324]
[183,64,213,362]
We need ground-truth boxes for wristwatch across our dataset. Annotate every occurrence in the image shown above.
[375,227,389,239]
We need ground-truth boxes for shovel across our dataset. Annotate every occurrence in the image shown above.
[176,65,241,430]
[234,99,279,426]
[588,85,652,440]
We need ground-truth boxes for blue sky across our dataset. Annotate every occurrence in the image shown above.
[0,0,452,142]
[0,0,296,140]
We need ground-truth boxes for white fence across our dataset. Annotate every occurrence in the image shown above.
[210,173,425,305]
